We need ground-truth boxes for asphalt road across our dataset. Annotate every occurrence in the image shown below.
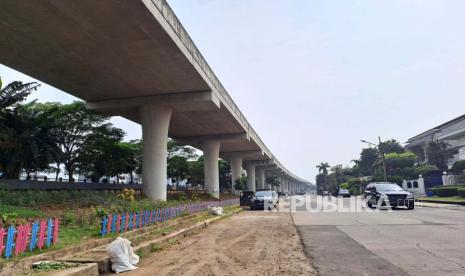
[285,195,465,276]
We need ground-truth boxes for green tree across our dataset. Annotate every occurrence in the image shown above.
[426,141,454,170]
[233,175,247,191]
[76,124,125,182]
[0,78,42,178]
[0,102,59,179]
[328,165,344,195]
[379,139,404,154]
[316,162,330,194]
[353,148,378,176]
[451,160,465,174]
[114,141,141,183]
[187,156,204,188]
[51,101,110,181]
[168,155,189,188]
[0,78,40,109]
[167,139,197,160]
[218,160,231,190]
[265,175,281,188]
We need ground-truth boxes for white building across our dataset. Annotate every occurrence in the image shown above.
[405,114,465,168]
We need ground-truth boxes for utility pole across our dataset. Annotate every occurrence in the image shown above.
[378,136,388,182]
[361,137,388,182]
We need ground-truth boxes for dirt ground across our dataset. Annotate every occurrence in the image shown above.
[124,210,316,276]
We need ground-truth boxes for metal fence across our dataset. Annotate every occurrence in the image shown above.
[0,179,142,191]
[0,218,59,259]
[100,198,239,236]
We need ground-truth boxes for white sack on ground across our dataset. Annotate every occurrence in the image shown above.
[107,237,140,273]
[208,206,224,216]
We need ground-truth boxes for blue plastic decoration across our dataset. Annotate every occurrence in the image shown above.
[29,221,39,251]
[5,226,15,259]
[46,218,53,247]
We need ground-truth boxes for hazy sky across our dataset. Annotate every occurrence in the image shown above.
[1,0,465,181]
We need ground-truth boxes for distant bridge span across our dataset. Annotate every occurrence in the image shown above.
[0,0,310,200]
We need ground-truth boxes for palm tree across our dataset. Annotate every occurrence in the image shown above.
[0,78,54,179]
[316,162,330,195]
[316,162,330,175]
[0,78,40,109]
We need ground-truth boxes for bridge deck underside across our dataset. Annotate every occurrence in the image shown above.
[0,0,267,159]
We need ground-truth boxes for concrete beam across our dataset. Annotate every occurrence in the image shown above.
[221,150,263,159]
[246,159,274,166]
[265,169,284,174]
[86,90,220,113]
[174,132,248,144]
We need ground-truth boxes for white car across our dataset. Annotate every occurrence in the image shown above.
[338,188,350,197]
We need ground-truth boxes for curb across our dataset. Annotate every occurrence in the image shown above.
[48,263,99,276]
[416,199,465,206]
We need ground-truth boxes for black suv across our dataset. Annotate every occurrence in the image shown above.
[250,190,278,210]
[364,182,414,209]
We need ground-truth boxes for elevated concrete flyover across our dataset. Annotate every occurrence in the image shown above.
[0,0,310,200]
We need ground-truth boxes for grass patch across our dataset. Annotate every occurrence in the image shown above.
[0,188,238,263]
[0,204,46,224]
[149,243,163,253]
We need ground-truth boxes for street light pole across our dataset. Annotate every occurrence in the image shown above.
[360,137,388,182]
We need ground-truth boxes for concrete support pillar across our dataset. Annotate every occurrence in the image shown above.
[256,167,265,190]
[230,156,243,194]
[140,105,172,201]
[203,140,221,198]
[246,163,256,191]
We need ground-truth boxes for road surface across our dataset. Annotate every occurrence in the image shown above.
[289,195,465,276]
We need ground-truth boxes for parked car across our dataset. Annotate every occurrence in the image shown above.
[338,188,350,197]
[240,191,254,206]
[250,190,278,210]
[364,182,414,209]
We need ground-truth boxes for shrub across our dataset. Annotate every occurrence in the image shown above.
[428,187,459,197]
[62,210,76,226]
[414,165,439,176]
[385,152,417,168]
[458,188,465,198]
[117,188,136,202]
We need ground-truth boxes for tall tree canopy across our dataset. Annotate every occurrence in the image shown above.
[426,141,454,171]
[51,101,110,181]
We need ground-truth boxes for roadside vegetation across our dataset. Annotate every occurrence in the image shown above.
[0,187,231,262]
[0,77,234,191]
[316,138,464,196]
